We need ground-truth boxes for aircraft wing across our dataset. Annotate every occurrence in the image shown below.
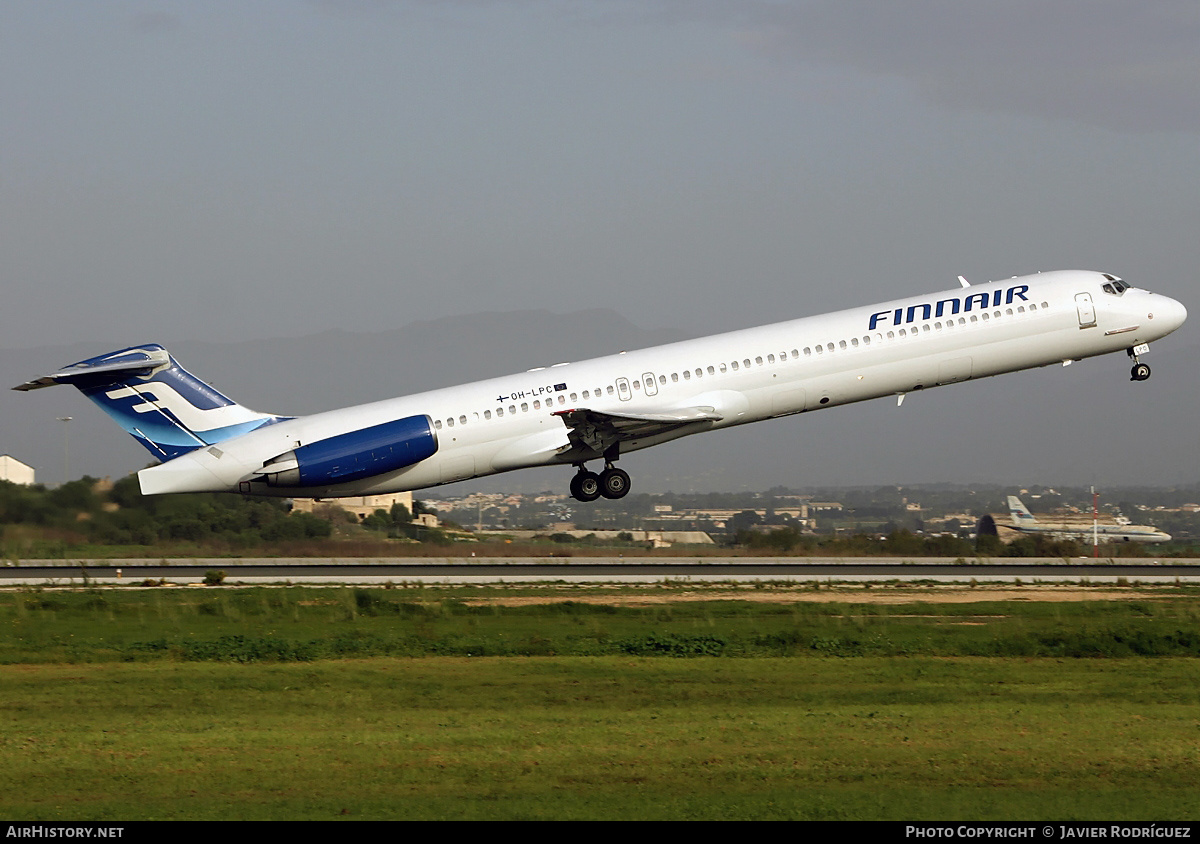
[553,405,722,461]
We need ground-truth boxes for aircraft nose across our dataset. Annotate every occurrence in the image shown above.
[1155,295,1188,334]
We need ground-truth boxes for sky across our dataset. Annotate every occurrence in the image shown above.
[3,1,1199,492]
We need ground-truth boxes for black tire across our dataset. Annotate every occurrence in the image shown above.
[600,467,631,499]
[1131,363,1151,381]
[570,471,601,502]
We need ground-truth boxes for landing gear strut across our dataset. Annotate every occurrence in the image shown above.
[570,463,631,502]
[1128,345,1151,381]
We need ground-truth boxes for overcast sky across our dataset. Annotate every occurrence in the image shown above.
[3,1,1198,491]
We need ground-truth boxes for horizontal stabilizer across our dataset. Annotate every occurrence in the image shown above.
[13,344,284,461]
[13,347,172,391]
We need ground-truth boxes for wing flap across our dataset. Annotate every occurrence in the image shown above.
[552,405,723,460]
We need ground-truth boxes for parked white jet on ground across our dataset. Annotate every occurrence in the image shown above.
[1006,496,1171,544]
[15,270,1186,502]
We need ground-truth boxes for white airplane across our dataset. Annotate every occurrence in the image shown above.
[1006,496,1171,544]
[15,270,1187,502]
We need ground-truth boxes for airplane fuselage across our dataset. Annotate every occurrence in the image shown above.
[1009,523,1172,544]
[134,269,1186,497]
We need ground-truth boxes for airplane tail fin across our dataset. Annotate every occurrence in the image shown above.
[13,344,286,461]
[1007,496,1037,525]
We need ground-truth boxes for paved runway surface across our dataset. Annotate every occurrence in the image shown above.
[4,557,1198,585]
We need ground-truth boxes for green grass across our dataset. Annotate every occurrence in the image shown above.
[2,657,1200,820]
[4,585,1200,819]
[6,585,1200,662]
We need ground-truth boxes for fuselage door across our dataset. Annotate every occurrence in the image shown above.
[616,377,632,401]
[642,372,658,397]
[1075,292,1097,328]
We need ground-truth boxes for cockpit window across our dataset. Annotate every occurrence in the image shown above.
[1101,274,1130,295]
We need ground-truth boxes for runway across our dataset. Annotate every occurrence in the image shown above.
[3,556,1199,586]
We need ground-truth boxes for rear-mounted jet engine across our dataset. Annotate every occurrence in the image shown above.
[254,415,438,487]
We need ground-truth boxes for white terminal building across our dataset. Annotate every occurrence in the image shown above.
[1,455,35,486]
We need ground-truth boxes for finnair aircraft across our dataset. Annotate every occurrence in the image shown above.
[15,270,1186,502]
[1007,496,1171,544]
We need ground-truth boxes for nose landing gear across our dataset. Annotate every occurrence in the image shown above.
[1128,344,1151,381]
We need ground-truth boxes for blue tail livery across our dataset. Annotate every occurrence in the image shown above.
[14,344,286,461]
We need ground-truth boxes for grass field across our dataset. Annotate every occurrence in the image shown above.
[3,584,1200,820]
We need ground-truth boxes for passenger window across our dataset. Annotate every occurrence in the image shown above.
[767,354,775,363]
[434,420,443,430]
[671,373,679,382]
[447,418,455,427]
[582,390,590,399]
[707,366,715,375]
[683,370,691,380]
[696,368,702,378]
[521,403,528,412]
[804,347,812,356]
[484,410,492,420]
[607,385,614,395]
[850,338,859,347]
[732,361,740,369]
[496,407,504,417]
[532,401,540,410]
[509,405,516,415]
[838,341,846,350]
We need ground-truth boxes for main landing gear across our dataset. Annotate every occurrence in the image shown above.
[570,463,631,502]
[1128,344,1151,382]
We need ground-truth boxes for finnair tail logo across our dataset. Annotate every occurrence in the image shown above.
[869,285,1030,330]
[103,382,267,434]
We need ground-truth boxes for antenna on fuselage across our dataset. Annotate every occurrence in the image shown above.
[958,275,971,288]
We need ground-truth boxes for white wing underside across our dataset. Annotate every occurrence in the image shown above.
[553,405,722,461]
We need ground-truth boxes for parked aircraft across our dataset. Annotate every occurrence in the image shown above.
[15,270,1186,502]
[1006,496,1171,544]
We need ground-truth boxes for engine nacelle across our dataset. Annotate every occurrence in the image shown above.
[257,414,438,487]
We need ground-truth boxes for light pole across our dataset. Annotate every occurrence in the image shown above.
[56,416,72,485]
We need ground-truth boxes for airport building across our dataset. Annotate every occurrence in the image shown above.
[0,455,35,485]
[290,491,415,522]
